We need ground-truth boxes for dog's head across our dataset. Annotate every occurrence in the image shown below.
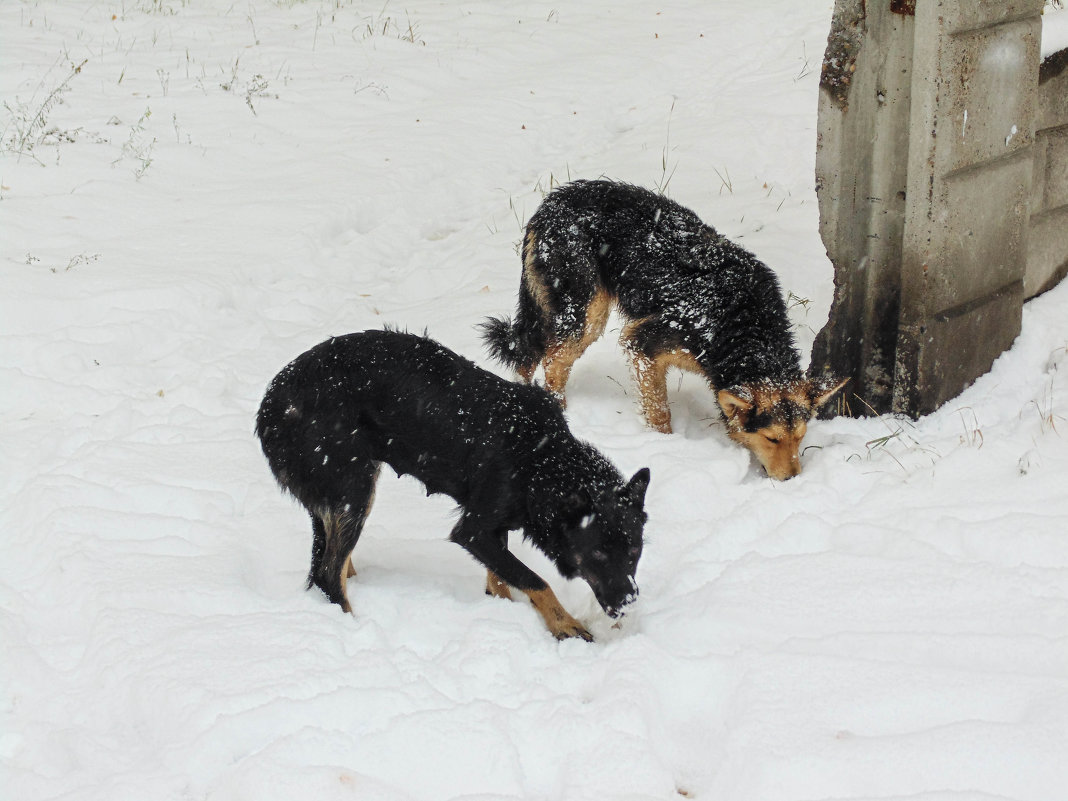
[563,467,651,619]
[717,376,847,480]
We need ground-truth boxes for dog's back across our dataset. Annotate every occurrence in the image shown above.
[523,180,801,388]
[256,329,572,508]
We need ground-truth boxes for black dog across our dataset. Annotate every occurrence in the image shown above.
[255,329,650,641]
[481,179,846,480]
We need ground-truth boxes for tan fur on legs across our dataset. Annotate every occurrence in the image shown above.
[485,570,513,600]
[486,565,588,642]
[621,317,707,434]
[542,341,579,406]
[320,507,356,614]
[522,231,553,313]
[626,348,672,432]
[524,587,593,641]
[520,232,561,389]
[540,289,614,405]
[335,556,356,613]
[328,465,381,612]
[324,548,359,613]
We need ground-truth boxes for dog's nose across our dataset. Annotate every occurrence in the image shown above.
[767,461,801,480]
[607,589,639,618]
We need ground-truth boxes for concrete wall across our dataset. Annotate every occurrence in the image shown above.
[1028,49,1068,297]
[811,0,1061,419]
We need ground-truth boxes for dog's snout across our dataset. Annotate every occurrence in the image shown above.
[606,587,639,618]
[765,458,801,481]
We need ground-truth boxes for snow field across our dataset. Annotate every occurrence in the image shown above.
[3,2,1068,800]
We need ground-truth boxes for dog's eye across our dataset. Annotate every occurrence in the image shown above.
[765,435,781,444]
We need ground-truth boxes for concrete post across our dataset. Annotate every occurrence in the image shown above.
[811,0,916,416]
[811,0,1046,418]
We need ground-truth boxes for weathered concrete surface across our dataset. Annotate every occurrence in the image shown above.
[812,0,1048,419]
[1035,47,1068,130]
[1032,127,1068,211]
[1026,48,1068,298]
[896,3,1042,416]
[935,0,1048,32]
[810,1,915,416]
[938,20,1039,172]
[1027,204,1068,297]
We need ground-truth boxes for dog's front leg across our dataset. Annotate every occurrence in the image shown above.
[450,517,593,642]
[485,571,512,600]
[620,324,673,433]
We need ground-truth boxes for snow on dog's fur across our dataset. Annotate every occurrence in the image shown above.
[256,328,650,640]
[481,180,846,480]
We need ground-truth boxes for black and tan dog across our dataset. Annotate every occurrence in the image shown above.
[256,328,650,641]
[481,180,846,480]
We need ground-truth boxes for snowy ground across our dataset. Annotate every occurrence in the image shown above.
[3,2,1068,800]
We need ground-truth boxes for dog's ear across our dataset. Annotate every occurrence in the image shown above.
[717,387,753,421]
[807,375,849,409]
[623,467,651,507]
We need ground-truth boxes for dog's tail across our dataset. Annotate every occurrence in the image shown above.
[479,314,543,379]
[479,314,538,370]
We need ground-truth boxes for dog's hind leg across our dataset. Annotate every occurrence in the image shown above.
[482,277,548,384]
[542,289,613,406]
[307,462,380,614]
[522,226,611,405]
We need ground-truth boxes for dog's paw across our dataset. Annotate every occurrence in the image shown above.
[553,621,594,642]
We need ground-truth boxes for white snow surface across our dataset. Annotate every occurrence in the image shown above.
[1044,2,1068,57]
[3,2,1068,800]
